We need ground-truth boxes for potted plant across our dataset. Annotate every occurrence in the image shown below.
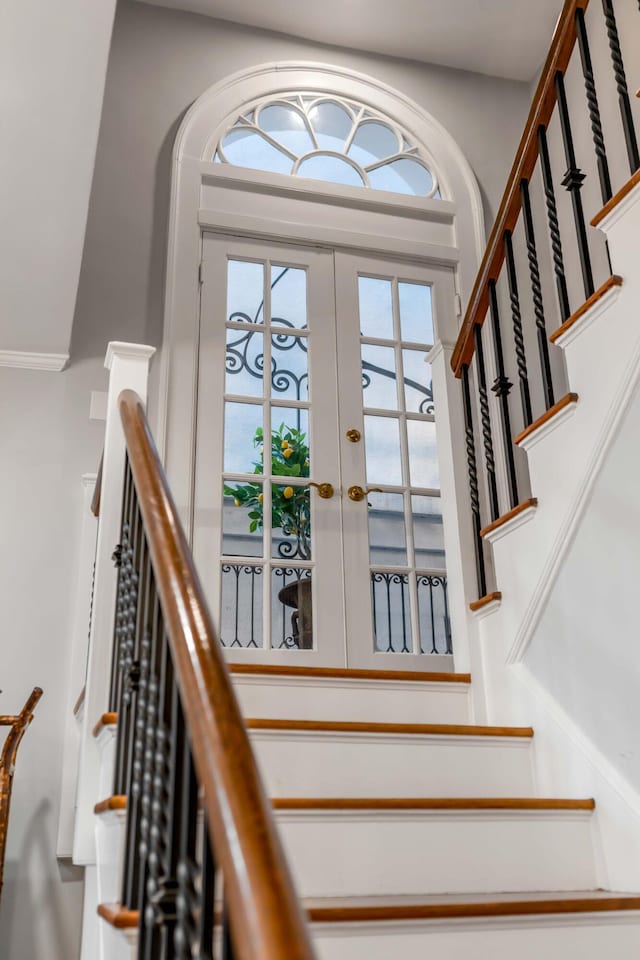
[224,423,313,647]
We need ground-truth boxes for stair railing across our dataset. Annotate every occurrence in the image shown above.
[452,0,639,600]
[106,389,315,959]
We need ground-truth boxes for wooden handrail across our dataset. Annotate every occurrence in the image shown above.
[451,0,589,376]
[118,390,315,960]
[0,687,43,898]
[91,453,103,517]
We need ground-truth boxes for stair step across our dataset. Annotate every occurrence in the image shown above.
[248,720,534,797]
[230,664,472,724]
[274,797,597,898]
[309,892,640,960]
[99,893,640,960]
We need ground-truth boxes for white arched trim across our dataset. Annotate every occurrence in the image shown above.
[158,61,485,536]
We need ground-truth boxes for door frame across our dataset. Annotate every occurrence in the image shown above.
[157,62,487,672]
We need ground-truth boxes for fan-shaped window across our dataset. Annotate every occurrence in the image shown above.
[215,94,440,199]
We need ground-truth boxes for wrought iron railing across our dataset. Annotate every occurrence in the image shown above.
[452,0,639,598]
[108,390,314,960]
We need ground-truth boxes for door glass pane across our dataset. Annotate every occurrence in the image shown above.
[271,483,312,561]
[417,573,450,654]
[364,416,402,486]
[407,419,439,488]
[220,563,263,648]
[222,481,264,558]
[225,328,264,397]
[272,567,313,650]
[361,344,398,409]
[270,409,310,474]
[399,282,433,345]
[271,265,308,329]
[270,335,309,401]
[412,495,445,569]
[402,350,433,414]
[367,491,407,565]
[227,260,265,324]
[224,402,263,474]
[358,277,393,339]
[371,572,412,653]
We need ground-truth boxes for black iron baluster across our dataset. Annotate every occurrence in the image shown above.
[385,575,392,652]
[519,184,556,410]
[114,522,139,796]
[473,324,500,521]
[198,818,216,960]
[537,126,571,322]
[488,280,519,509]
[460,364,487,598]
[576,7,613,203]
[602,0,640,174]
[555,71,595,300]
[173,745,199,958]
[502,228,533,427]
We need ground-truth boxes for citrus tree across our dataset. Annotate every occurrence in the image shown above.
[224,423,311,560]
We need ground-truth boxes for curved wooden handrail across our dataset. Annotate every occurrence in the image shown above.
[0,687,43,897]
[451,0,589,376]
[118,390,315,960]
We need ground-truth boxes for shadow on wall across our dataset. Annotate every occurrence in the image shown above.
[0,801,84,960]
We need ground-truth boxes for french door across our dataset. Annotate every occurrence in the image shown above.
[193,233,455,669]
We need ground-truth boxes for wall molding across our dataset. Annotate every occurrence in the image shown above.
[507,329,640,665]
[0,350,69,371]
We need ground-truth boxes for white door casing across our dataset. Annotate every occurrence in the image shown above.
[159,61,486,672]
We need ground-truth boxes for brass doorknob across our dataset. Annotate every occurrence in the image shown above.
[347,485,383,502]
[346,428,361,443]
[307,481,334,499]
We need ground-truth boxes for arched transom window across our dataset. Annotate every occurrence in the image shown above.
[214,93,441,198]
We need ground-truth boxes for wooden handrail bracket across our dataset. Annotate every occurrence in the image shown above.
[451,0,589,376]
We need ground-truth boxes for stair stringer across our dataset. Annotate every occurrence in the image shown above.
[470,178,640,889]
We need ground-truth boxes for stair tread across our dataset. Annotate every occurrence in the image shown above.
[98,891,640,930]
[229,664,468,683]
[273,797,595,811]
[304,890,640,922]
[247,719,532,737]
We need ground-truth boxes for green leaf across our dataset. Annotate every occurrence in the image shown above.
[249,520,258,532]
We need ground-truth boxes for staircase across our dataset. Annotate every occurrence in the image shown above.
[95,662,640,958]
[69,1,640,957]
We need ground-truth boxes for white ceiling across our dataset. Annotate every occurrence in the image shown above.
[138,0,563,82]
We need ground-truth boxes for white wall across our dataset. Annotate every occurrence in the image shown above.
[525,381,640,792]
[0,361,105,959]
[0,0,117,356]
[70,0,533,359]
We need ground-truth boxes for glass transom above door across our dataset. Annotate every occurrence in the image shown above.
[193,234,454,669]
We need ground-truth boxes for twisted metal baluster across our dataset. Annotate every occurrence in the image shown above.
[173,748,199,959]
[461,363,487,598]
[602,0,640,173]
[576,7,612,203]
[537,127,571,323]
[473,324,499,521]
[121,630,151,909]
[519,183,555,411]
[555,71,595,300]
[503,224,533,427]
[488,280,519,509]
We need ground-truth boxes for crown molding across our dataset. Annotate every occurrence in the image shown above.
[104,342,156,370]
[0,350,69,371]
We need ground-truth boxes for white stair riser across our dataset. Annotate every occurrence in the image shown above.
[312,915,640,960]
[233,676,471,724]
[97,726,117,801]
[276,810,597,897]
[96,810,126,906]
[251,732,534,797]
[101,923,137,960]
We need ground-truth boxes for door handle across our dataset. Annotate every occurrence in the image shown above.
[347,485,383,502]
[307,481,335,500]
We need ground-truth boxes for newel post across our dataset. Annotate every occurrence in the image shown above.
[73,342,155,865]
